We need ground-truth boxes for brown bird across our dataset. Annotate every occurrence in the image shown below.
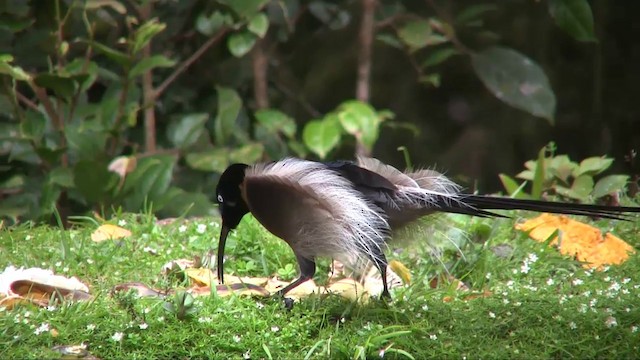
[215,157,639,298]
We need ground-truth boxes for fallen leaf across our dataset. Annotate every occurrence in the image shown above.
[91,224,132,242]
[0,266,91,309]
[516,213,636,269]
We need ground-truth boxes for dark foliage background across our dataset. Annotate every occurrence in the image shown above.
[0,0,638,224]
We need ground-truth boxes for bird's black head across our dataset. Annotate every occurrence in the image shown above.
[216,163,250,229]
[216,163,250,285]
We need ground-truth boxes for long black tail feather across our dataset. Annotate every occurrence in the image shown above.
[449,194,640,220]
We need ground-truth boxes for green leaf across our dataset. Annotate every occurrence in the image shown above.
[132,19,166,55]
[83,40,130,67]
[421,47,460,68]
[418,73,441,87]
[230,143,264,164]
[574,156,613,177]
[228,31,257,57]
[49,167,74,188]
[592,175,629,199]
[337,100,381,151]
[531,147,546,199]
[549,0,596,42]
[85,0,127,14]
[302,118,342,159]
[498,174,532,199]
[570,174,594,199]
[397,19,431,50]
[19,111,46,140]
[122,156,175,211]
[214,86,242,145]
[456,4,498,25]
[185,149,229,172]
[471,46,556,123]
[65,122,107,160]
[64,59,99,91]
[73,160,114,202]
[167,113,209,149]
[218,0,268,19]
[0,55,31,81]
[129,55,176,78]
[195,11,230,36]
[549,155,577,182]
[33,73,77,98]
[255,109,296,138]
[376,34,402,49]
[248,13,269,38]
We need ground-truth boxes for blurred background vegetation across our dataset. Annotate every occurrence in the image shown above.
[0,0,638,224]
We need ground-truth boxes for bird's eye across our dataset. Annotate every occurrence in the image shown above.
[217,194,223,203]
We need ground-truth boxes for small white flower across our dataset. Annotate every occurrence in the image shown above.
[503,298,510,305]
[55,261,62,267]
[569,322,577,330]
[34,323,49,335]
[62,267,69,272]
[118,219,127,226]
[196,223,207,234]
[47,305,56,312]
[256,302,265,310]
[25,235,32,241]
[489,312,496,319]
[111,332,124,342]
[506,280,514,288]
[514,302,522,307]
[379,349,386,358]
[271,326,280,332]
[520,262,530,274]
[139,323,148,330]
[589,298,598,308]
[609,282,621,292]
[546,278,554,286]
[243,350,251,359]
[605,316,618,328]
[486,272,492,280]
[559,295,567,304]
[421,304,429,311]
[157,316,165,322]
[429,334,438,340]
[578,304,588,314]
[572,278,583,286]
[527,253,538,263]
[233,335,241,343]
[87,324,96,331]
[87,258,94,264]
[622,278,631,284]
[178,225,187,233]
[631,326,639,333]
[604,276,611,282]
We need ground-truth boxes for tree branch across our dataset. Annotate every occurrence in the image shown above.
[355,0,377,157]
[252,38,270,109]
[153,27,230,100]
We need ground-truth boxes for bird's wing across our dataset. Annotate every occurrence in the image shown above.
[242,174,334,249]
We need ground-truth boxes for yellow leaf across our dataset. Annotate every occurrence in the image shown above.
[515,213,636,269]
[91,224,132,242]
[389,260,411,284]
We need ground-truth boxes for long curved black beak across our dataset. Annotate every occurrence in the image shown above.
[217,225,231,284]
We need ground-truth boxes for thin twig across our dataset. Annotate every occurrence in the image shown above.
[153,27,230,99]
[252,38,270,109]
[15,91,39,112]
[425,0,472,54]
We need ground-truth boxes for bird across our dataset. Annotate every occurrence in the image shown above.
[214,156,640,299]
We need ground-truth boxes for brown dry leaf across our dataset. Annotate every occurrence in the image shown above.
[91,224,131,242]
[0,266,92,309]
[515,213,636,269]
[429,274,470,291]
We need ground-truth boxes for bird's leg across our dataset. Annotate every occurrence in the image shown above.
[276,254,316,297]
[369,249,391,299]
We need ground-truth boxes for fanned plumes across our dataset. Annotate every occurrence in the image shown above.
[247,158,390,267]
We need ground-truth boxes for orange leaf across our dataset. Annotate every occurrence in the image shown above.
[91,224,132,242]
[515,213,636,269]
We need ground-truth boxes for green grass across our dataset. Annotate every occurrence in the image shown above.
[1,211,640,359]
